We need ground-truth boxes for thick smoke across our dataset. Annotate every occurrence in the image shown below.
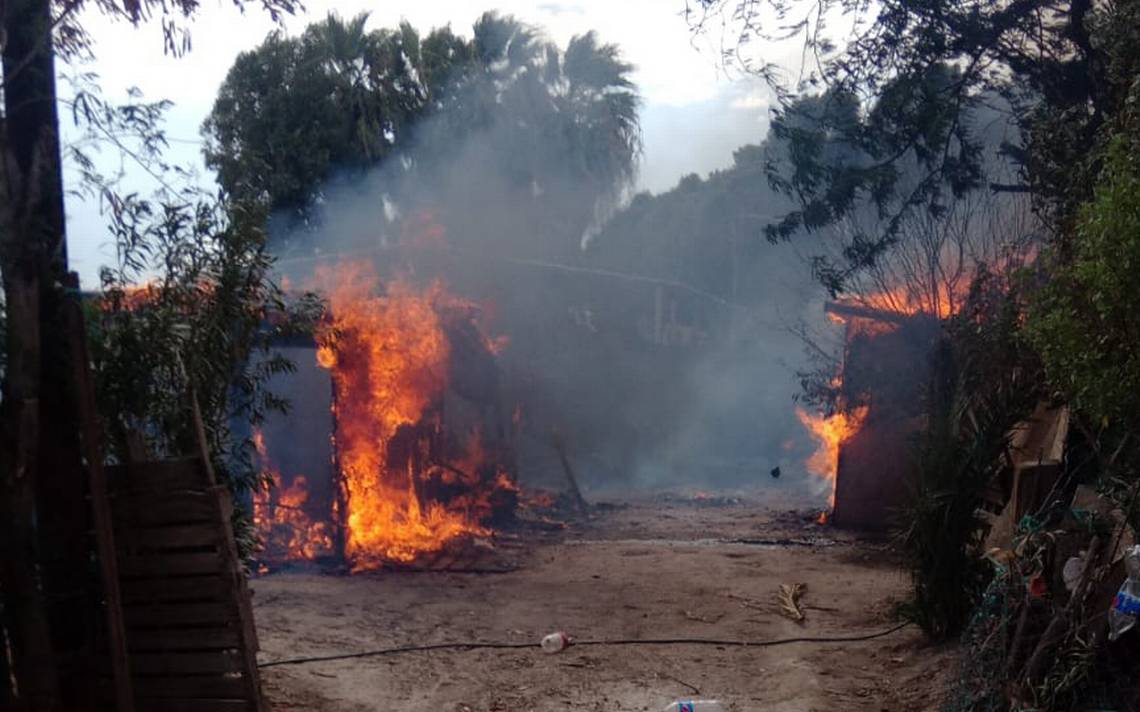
[265,30,832,504]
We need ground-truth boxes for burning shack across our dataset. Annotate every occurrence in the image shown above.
[253,260,518,571]
[821,300,940,529]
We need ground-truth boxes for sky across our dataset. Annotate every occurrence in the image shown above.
[63,0,778,285]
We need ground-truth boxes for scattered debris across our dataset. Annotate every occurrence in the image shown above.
[541,631,571,653]
[777,583,807,622]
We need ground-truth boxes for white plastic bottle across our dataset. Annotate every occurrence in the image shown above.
[540,631,570,653]
[662,701,725,712]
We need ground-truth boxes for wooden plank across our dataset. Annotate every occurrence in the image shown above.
[107,459,207,495]
[118,522,222,551]
[125,459,209,493]
[119,551,224,579]
[120,575,232,604]
[112,445,264,710]
[127,626,241,652]
[188,402,267,712]
[124,602,235,629]
[120,484,223,510]
[134,699,252,712]
[113,489,222,527]
[65,272,135,712]
[131,675,250,699]
[130,652,245,676]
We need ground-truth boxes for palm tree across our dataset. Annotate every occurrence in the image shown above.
[558,31,641,206]
[472,12,542,75]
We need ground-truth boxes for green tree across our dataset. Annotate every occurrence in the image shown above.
[203,12,641,257]
[691,0,1136,289]
[1026,135,1140,453]
[203,13,425,219]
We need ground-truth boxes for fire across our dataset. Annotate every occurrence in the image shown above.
[800,279,973,518]
[803,281,962,510]
[834,282,967,320]
[313,261,507,569]
[796,404,868,507]
[94,280,164,312]
[252,429,335,564]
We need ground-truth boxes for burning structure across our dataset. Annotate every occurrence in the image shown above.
[798,297,943,528]
[253,260,518,571]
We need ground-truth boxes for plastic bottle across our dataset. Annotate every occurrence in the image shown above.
[1109,545,1140,641]
[662,701,725,712]
[540,631,570,653]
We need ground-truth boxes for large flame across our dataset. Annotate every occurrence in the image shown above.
[313,261,500,569]
[796,405,869,508]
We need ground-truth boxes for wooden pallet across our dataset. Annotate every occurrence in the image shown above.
[107,457,265,712]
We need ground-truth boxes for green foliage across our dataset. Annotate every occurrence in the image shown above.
[66,78,322,555]
[202,15,425,216]
[87,193,315,495]
[1026,137,1140,435]
[692,0,1139,291]
[765,66,983,268]
[203,11,641,249]
[900,268,1041,640]
[47,0,300,62]
[86,189,322,558]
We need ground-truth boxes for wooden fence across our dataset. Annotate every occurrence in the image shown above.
[106,457,265,712]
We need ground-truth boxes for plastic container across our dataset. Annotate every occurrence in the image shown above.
[1109,545,1140,641]
[540,631,570,653]
[662,701,725,712]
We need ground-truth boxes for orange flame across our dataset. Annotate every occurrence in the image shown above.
[833,282,967,321]
[252,429,335,564]
[313,261,504,569]
[805,279,967,517]
[796,405,869,508]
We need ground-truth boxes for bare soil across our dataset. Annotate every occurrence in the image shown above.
[253,495,955,711]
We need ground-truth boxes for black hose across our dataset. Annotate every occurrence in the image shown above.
[258,621,912,668]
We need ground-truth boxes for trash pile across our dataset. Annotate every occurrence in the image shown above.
[948,484,1140,710]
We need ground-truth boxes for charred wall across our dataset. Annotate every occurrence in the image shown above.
[832,315,939,528]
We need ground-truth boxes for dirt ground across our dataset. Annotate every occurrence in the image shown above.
[253,495,955,711]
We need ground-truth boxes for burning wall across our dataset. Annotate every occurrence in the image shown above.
[253,261,517,571]
[798,301,941,528]
[832,312,937,527]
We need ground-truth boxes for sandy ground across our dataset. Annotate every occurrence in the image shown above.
[252,496,955,711]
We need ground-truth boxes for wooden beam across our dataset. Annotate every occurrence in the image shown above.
[823,300,913,325]
[550,429,589,515]
[65,272,134,712]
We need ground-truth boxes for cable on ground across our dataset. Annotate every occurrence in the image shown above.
[258,621,913,668]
